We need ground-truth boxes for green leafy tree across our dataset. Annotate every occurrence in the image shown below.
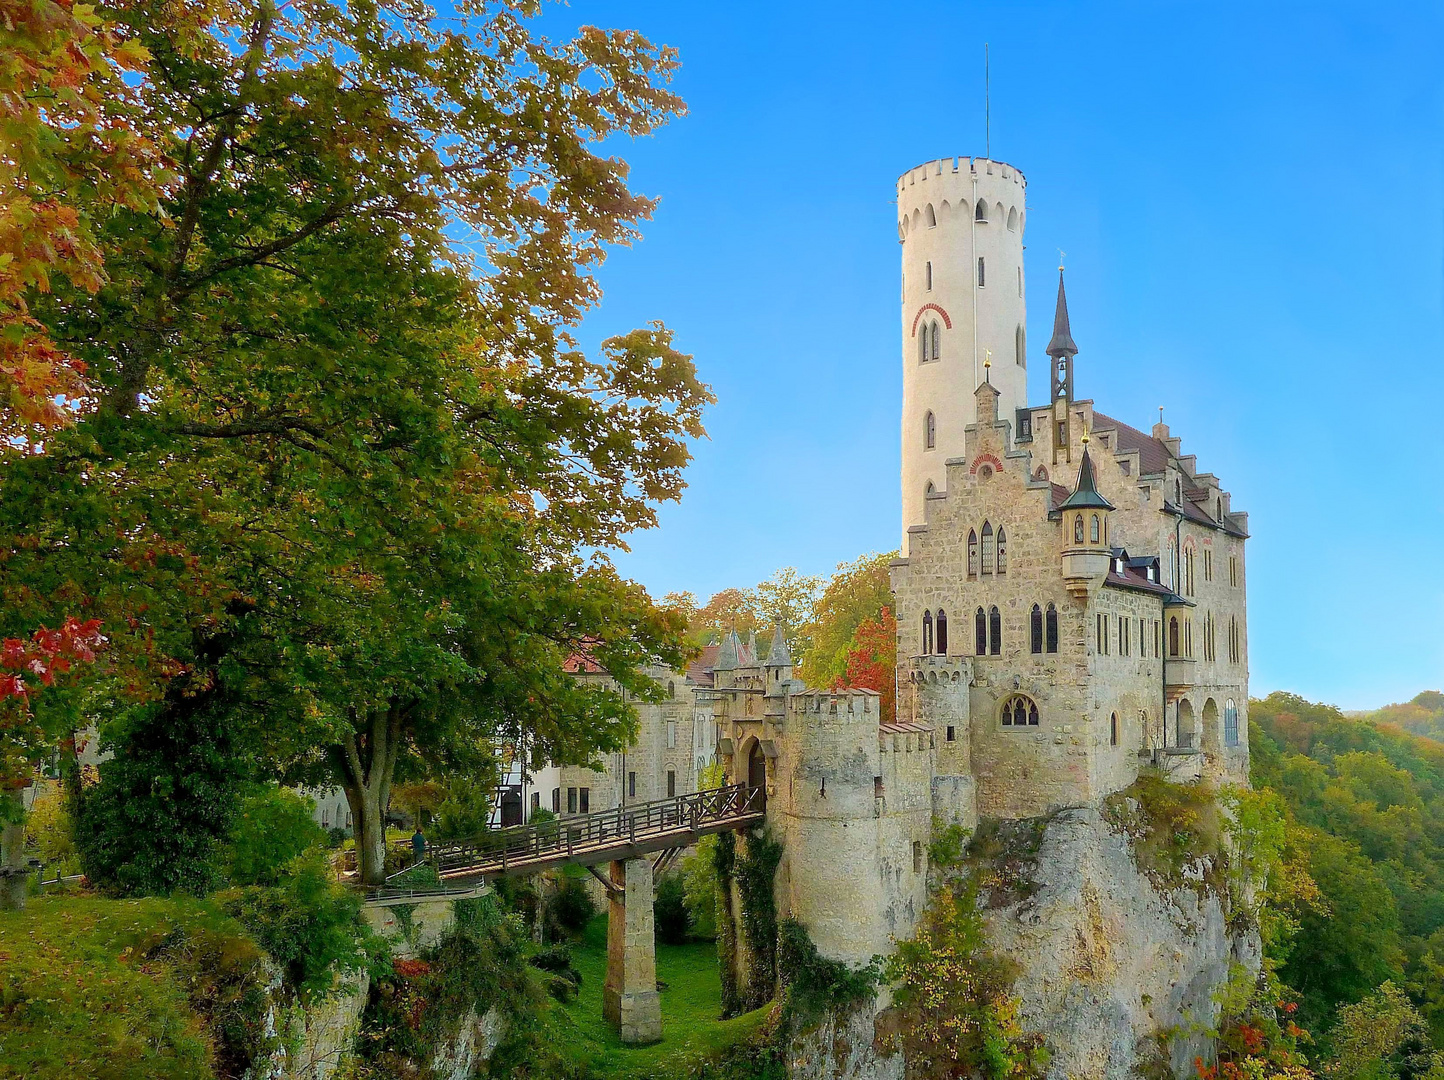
[6,0,709,887]
[222,786,327,888]
[1328,981,1441,1080]
[799,551,895,687]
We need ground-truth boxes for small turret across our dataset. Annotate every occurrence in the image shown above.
[714,631,741,671]
[763,625,793,696]
[1060,443,1114,599]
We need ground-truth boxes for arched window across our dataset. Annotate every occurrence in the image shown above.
[996,527,1007,574]
[1030,604,1043,654]
[1007,206,1018,231]
[1001,694,1039,727]
[1110,712,1119,746]
[981,522,994,574]
[1090,514,1101,544]
[967,530,978,576]
[925,481,935,499]
[1046,603,1059,653]
[1015,325,1025,367]
[930,321,940,361]
[925,260,933,290]
[922,611,933,655]
[989,605,1001,655]
[667,681,675,699]
[925,204,937,228]
[918,328,927,364]
[924,411,936,450]
[1224,699,1239,747]
[935,610,948,654]
[977,256,985,288]
[1035,466,1048,482]
[974,607,987,655]
[1074,515,1085,544]
[1169,617,1180,658]
[975,199,988,222]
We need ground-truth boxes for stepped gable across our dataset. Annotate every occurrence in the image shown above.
[1090,410,1170,476]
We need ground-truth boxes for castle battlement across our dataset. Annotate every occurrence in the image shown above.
[897,156,1027,193]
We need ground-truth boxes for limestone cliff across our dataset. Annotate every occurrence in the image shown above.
[790,806,1260,1080]
[982,806,1260,1079]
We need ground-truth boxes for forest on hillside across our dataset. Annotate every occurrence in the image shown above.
[1250,690,1444,1053]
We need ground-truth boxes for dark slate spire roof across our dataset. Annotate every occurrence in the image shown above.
[764,624,791,667]
[1058,448,1115,512]
[1045,269,1078,359]
[714,630,740,670]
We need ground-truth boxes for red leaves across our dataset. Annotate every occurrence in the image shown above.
[0,616,105,701]
[835,606,898,723]
[392,958,431,979]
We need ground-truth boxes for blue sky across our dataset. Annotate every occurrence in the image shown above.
[533,1,1443,710]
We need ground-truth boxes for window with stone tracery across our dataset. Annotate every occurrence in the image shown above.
[996,527,1007,574]
[967,530,978,576]
[981,522,994,574]
[1000,694,1039,727]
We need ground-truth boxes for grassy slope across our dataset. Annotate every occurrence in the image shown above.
[549,915,771,1079]
[0,894,261,1080]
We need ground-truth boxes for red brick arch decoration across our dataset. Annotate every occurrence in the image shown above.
[911,303,953,337]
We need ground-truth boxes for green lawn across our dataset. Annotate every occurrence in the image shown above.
[0,894,264,1080]
[548,916,772,1079]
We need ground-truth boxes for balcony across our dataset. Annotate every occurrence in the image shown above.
[1164,656,1197,702]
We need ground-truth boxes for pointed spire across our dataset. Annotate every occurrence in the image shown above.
[1046,269,1078,359]
[743,629,758,666]
[715,630,740,671]
[1058,447,1115,512]
[764,625,791,667]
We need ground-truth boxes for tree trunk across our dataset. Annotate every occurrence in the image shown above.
[334,705,405,887]
[1,819,28,912]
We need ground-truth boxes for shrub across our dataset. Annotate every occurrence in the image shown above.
[546,867,596,937]
[527,941,574,974]
[221,786,327,887]
[433,778,493,841]
[24,784,77,873]
[218,850,379,1002]
[681,835,719,939]
[76,704,250,897]
[777,918,877,1029]
[1102,771,1225,895]
[654,871,691,944]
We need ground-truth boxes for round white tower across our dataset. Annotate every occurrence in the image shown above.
[898,157,1028,547]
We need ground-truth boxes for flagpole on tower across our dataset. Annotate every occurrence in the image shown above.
[985,43,990,159]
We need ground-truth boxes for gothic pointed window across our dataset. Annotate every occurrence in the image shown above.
[935,609,948,654]
[967,530,978,577]
[1001,694,1039,727]
[919,328,927,364]
[989,605,1001,655]
[1224,699,1239,747]
[1169,617,1180,658]
[981,522,994,574]
[1030,604,1043,654]
[925,481,935,498]
[996,527,1007,574]
[975,607,987,655]
[925,411,936,450]
[922,611,933,656]
[1090,514,1101,544]
[975,199,988,222]
[925,204,937,228]
[1074,515,1085,544]
[1046,603,1059,653]
[931,321,941,361]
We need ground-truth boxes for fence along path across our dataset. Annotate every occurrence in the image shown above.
[367,784,765,902]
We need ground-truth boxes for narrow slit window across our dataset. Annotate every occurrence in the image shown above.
[926,260,933,289]
[1046,604,1059,653]
[989,606,1001,655]
[1030,604,1043,654]
[922,610,933,656]
[977,256,985,287]
[925,410,936,450]
[975,607,987,656]
[935,609,948,654]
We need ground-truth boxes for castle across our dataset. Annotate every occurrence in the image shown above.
[709,156,1251,969]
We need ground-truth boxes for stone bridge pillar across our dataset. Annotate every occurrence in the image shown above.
[602,857,662,1045]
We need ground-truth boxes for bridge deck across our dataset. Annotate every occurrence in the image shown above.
[366,784,764,901]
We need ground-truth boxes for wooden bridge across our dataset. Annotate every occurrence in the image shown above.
[362,784,766,1045]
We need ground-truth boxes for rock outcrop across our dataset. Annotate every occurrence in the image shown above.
[983,807,1259,1079]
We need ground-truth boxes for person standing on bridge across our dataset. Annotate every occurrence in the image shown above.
[411,827,426,863]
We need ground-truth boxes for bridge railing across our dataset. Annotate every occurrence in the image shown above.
[426,783,764,877]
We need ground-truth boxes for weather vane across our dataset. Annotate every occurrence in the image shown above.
[1058,249,1067,272]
